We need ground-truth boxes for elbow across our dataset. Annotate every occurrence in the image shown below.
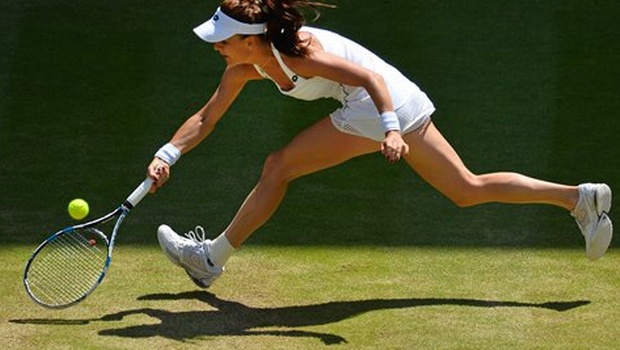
[365,72,388,96]
[198,113,217,135]
[180,113,215,148]
[363,72,392,109]
[371,71,387,86]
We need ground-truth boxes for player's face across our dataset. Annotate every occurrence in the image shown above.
[212,35,253,66]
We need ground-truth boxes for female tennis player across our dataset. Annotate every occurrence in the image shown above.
[147,0,612,288]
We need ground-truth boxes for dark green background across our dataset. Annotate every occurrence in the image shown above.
[1,0,618,248]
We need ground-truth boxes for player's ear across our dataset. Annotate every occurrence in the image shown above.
[244,35,261,51]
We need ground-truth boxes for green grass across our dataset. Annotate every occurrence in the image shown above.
[3,246,619,349]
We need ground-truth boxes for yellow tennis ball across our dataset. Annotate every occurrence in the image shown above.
[68,199,89,220]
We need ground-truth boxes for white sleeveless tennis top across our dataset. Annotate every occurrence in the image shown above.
[253,26,425,109]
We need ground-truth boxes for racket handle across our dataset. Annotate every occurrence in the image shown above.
[125,178,154,208]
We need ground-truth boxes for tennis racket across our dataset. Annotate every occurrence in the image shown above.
[23,178,153,309]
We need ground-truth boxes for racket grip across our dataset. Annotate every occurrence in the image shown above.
[125,178,154,208]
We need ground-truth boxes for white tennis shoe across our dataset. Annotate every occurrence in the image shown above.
[157,224,223,288]
[571,183,613,261]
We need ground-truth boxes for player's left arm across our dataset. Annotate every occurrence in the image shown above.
[286,48,408,162]
[286,49,394,114]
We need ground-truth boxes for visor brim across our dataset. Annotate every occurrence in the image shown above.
[193,20,235,43]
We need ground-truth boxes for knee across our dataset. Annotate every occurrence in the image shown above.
[451,195,480,208]
[260,150,294,183]
[446,177,486,208]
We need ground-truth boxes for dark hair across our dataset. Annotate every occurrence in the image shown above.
[220,0,334,57]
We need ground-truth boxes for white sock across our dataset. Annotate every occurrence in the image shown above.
[209,234,235,267]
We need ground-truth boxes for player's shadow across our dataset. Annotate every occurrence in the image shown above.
[92,291,589,345]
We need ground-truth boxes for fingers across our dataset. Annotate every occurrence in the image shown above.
[381,146,401,163]
[385,149,402,163]
[381,134,409,163]
[147,159,170,193]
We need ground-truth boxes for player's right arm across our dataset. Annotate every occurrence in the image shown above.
[148,64,262,191]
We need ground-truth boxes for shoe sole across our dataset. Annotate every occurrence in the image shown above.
[184,270,211,289]
[183,250,222,289]
[586,213,613,261]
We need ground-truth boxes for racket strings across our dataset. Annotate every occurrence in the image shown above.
[26,228,108,306]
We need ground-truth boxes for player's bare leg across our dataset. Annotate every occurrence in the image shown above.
[223,117,379,247]
[401,121,578,209]
[401,120,612,260]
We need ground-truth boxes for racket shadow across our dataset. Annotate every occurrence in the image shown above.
[90,292,590,345]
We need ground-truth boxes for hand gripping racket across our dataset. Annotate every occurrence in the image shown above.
[24,178,153,309]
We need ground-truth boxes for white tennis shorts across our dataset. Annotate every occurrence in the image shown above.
[330,93,436,142]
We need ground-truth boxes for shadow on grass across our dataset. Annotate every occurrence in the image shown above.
[11,291,590,345]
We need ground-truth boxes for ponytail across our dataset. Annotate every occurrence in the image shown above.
[264,0,333,57]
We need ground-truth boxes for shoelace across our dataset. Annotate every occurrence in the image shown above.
[184,226,207,244]
[183,225,222,273]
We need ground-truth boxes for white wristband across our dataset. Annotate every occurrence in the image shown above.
[154,143,181,166]
[380,111,400,134]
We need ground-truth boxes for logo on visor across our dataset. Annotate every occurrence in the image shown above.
[213,15,220,21]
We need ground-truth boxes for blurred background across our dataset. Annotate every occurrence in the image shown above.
[1,0,618,248]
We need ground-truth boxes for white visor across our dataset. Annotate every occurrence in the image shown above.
[193,7,267,43]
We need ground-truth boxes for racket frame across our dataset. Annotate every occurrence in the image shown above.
[23,178,152,309]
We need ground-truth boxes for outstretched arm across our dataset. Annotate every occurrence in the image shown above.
[148,64,260,191]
